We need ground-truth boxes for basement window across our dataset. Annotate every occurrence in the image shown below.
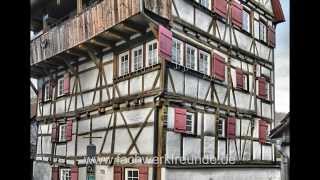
[199,50,210,75]
[119,51,129,76]
[172,38,183,65]
[132,45,143,72]
[186,112,195,134]
[57,78,64,97]
[186,44,197,71]
[146,40,158,66]
[59,124,67,142]
[60,168,71,180]
[125,168,139,180]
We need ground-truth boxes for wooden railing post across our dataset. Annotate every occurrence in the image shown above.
[77,0,83,14]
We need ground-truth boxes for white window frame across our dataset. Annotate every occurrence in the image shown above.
[253,19,260,39]
[199,0,211,9]
[59,124,67,142]
[125,168,139,180]
[57,78,64,97]
[44,83,50,101]
[185,44,197,71]
[186,112,195,134]
[242,9,251,33]
[131,45,144,72]
[198,50,210,75]
[172,38,183,65]
[60,168,71,180]
[146,39,158,67]
[259,21,267,42]
[119,51,130,76]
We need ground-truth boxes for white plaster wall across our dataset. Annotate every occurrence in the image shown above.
[217,140,226,160]
[183,137,201,159]
[195,9,212,32]
[165,167,280,180]
[96,165,113,180]
[33,161,51,180]
[185,74,198,98]
[198,79,211,101]
[174,0,194,24]
[166,131,181,158]
[203,113,216,135]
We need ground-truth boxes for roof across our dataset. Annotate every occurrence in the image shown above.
[270,112,289,138]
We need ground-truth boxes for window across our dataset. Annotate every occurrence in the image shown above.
[119,51,129,76]
[132,46,143,72]
[172,38,183,65]
[186,112,195,134]
[60,168,71,180]
[147,40,158,66]
[186,45,197,70]
[242,9,251,33]
[59,124,67,142]
[199,0,210,8]
[217,118,225,137]
[259,21,267,42]
[44,83,50,101]
[125,168,139,180]
[254,20,260,39]
[199,50,210,75]
[57,78,64,97]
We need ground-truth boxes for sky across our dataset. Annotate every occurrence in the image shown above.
[274,0,290,113]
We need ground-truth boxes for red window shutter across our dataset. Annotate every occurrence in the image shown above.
[71,165,79,180]
[51,123,59,143]
[227,117,236,139]
[158,25,172,61]
[52,167,59,180]
[213,54,225,81]
[258,77,267,98]
[236,69,244,89]
[66,119,73,141]
[139,166,148,180]
[64,73,70,94]
[114,166,122,180]
[267,26,276,47]
[213,0,228,18]
[231,1,243,28]
[271,0,285,24]
[174,108,187,133]
[259,120,268,143]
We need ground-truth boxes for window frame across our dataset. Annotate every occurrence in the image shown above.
[44,82,51,101]
[60,168,71,180]
[253,19,260,39]
[242,8,251,33]
[259,19,267,42]
[57,77,64,97]
[59,124,67,142]
[146,39,158,67]
[185,44,198,71]
[198,50,210,75]
[131,45,144,72]
[185,112,196,135]
[125,168,139,180]
[172,38,183,65]
[199,0,211,9]
[119,51,130,76]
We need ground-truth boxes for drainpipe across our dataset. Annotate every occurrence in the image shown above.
[275,139,289,180]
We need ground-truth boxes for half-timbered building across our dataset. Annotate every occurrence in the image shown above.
[30,0,285,180]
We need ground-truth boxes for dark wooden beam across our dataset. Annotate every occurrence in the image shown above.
[66,48,89,58]
[123,20,146,34]
[108,29,131,41]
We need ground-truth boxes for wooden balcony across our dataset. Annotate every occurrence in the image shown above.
[30,0,143,67]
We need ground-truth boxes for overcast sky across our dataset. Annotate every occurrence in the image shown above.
[274,0,289,113]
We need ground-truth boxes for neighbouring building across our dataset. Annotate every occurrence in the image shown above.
[270,113,290,180]
[30,0,285,180]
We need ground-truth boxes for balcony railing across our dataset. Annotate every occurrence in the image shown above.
[30,0,141,65]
